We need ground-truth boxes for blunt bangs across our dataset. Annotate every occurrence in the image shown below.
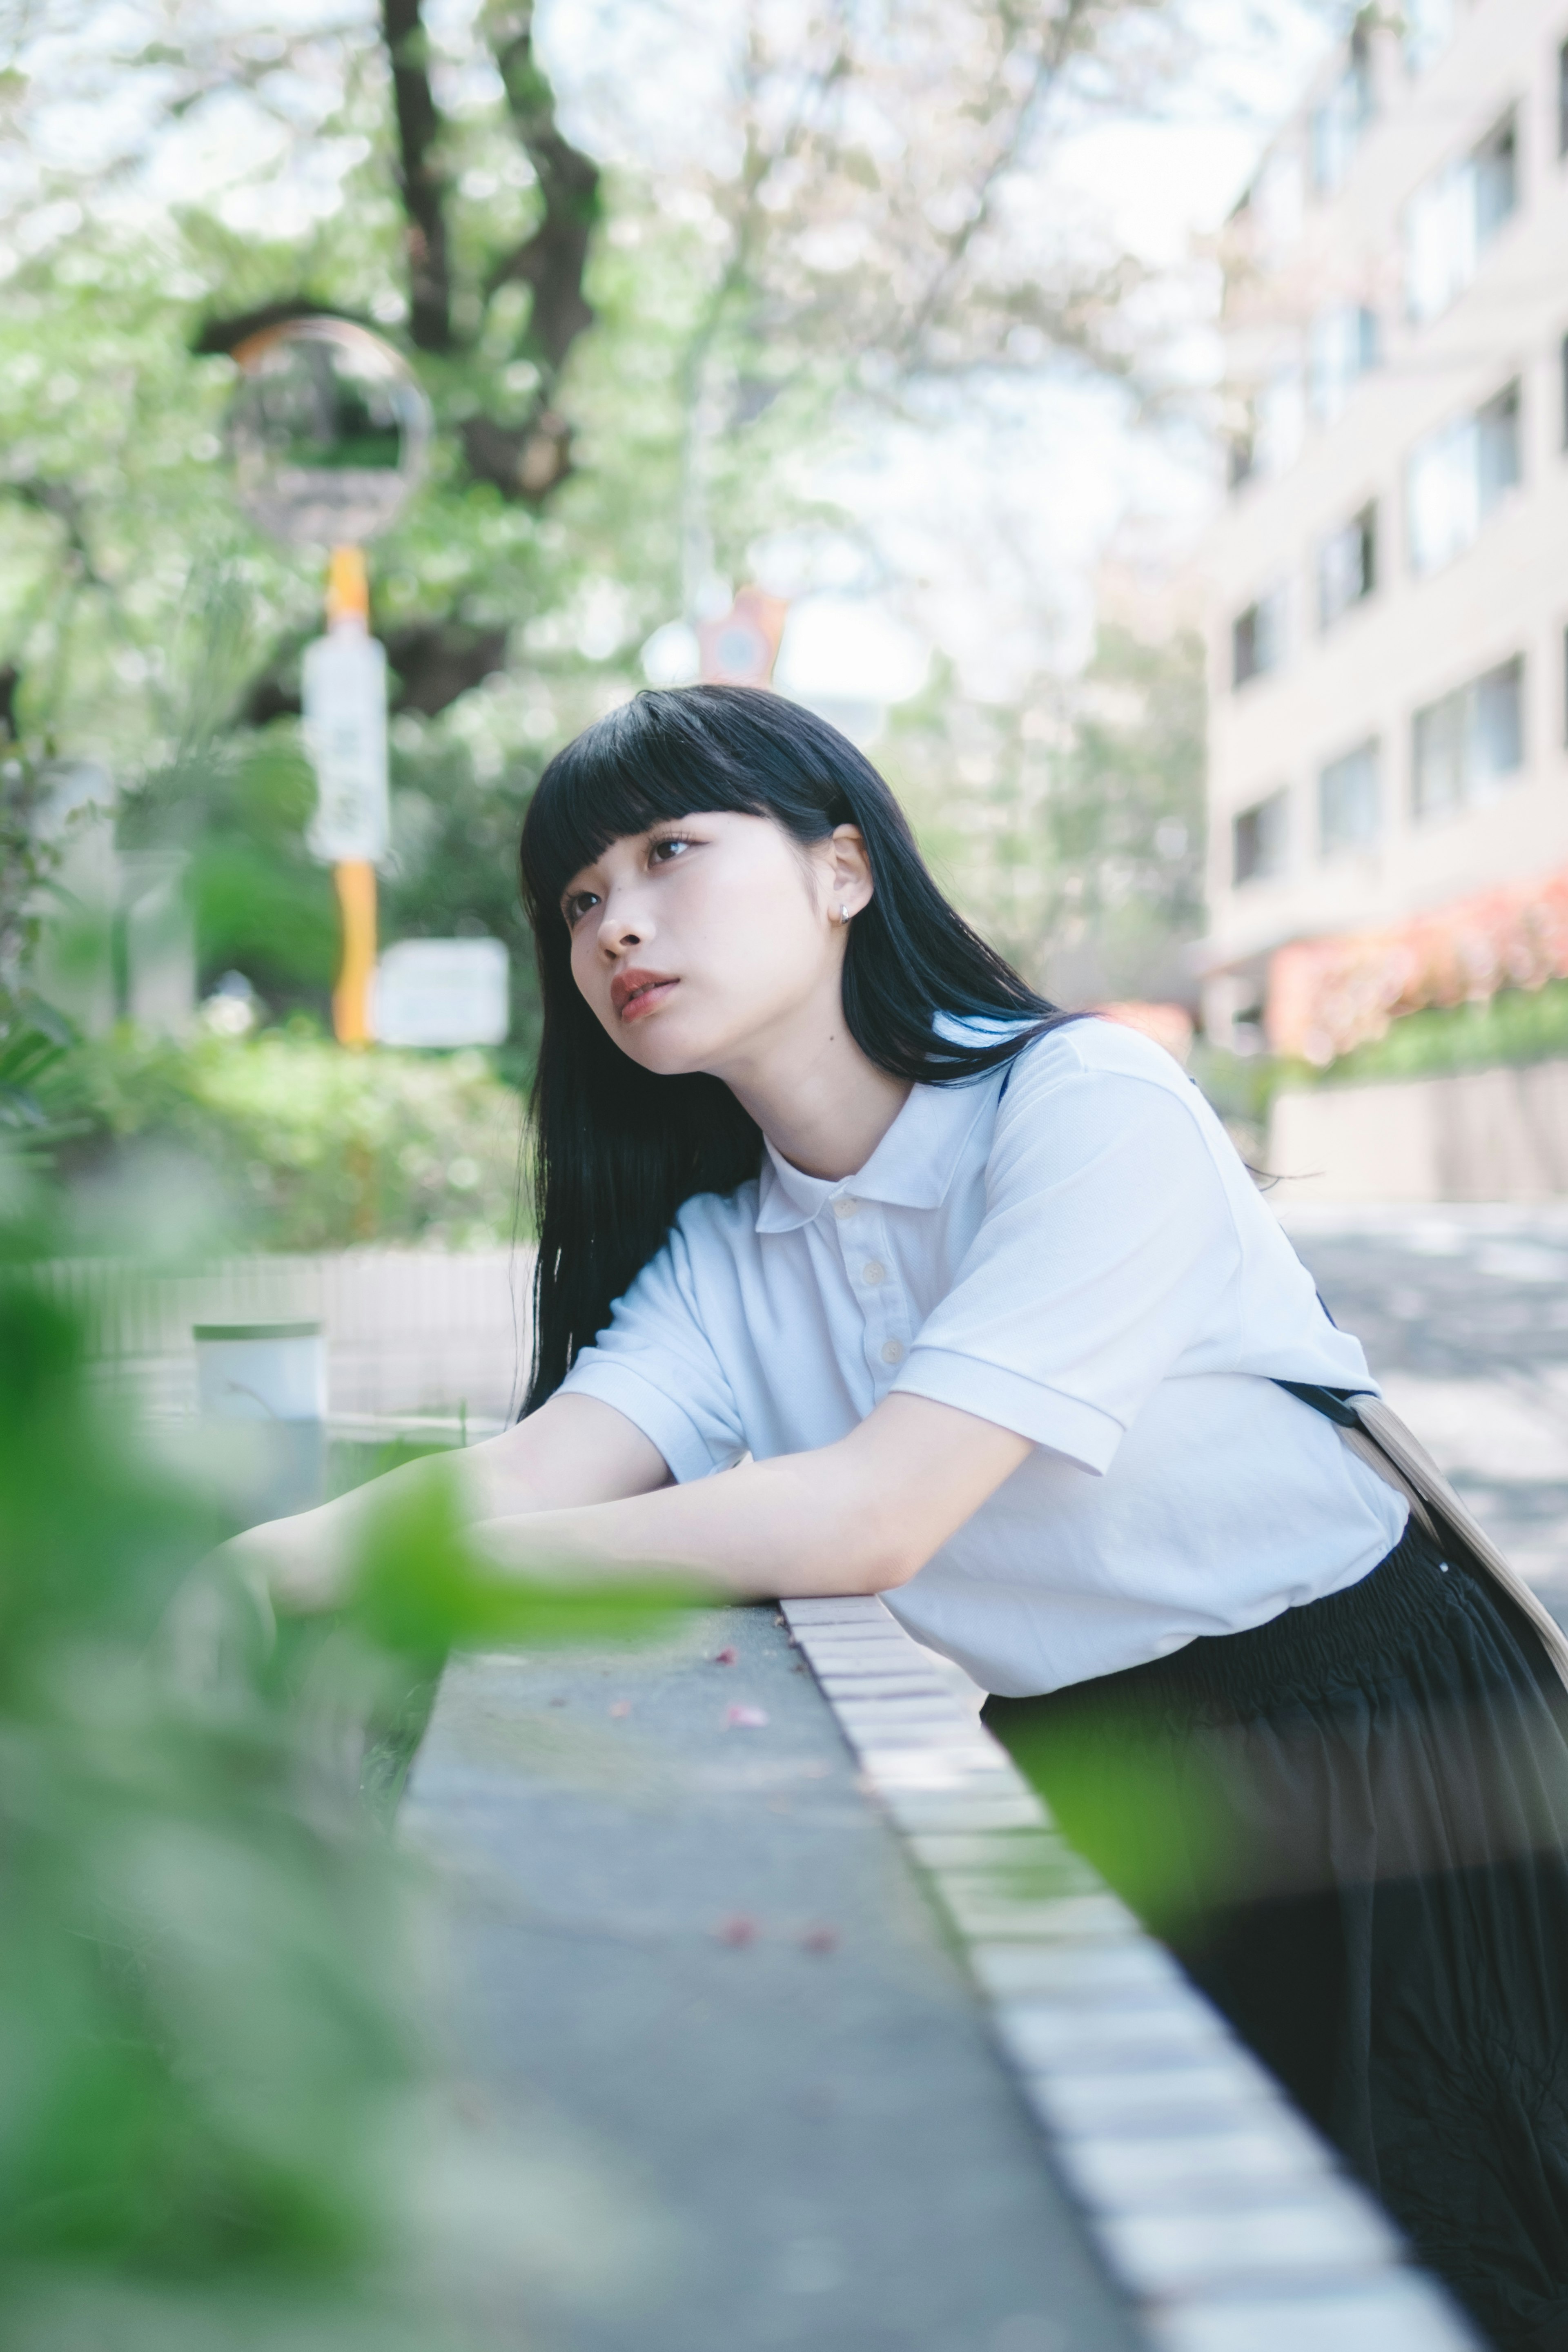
[520,689,832,916]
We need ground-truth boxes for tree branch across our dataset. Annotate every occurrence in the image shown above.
[380,0,454,352]
[902,0,1100,363]
[2,478,107,589]
[450,1,601,500]
[484,0,599,379]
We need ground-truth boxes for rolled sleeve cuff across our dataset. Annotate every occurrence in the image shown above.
[892,1345,1123,1473]
[556,1361,731,1484]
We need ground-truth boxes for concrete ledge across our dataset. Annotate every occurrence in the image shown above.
[1270,1058,1568,1203]
[400,1602,1141,2352]
[782,1596,1482,2352]
[400,1594,1481,2350]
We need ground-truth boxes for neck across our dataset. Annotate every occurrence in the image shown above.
[712,990,912,1183]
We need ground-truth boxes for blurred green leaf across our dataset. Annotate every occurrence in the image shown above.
[0,1224,693,2346]
[345,1456,698,1660]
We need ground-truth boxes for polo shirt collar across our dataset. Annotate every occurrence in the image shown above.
[755,1067,999,1234]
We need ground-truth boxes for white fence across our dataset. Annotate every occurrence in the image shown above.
[40,1250,535,1430]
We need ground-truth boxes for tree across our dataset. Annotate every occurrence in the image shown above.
[884,619,1206,1005]
[0,0,1220,1026]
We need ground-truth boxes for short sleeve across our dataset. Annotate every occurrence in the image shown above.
[557,1208,748,1482]
[891,1050,1242,1473]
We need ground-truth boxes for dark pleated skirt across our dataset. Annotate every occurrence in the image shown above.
[983,1521,1568,2352]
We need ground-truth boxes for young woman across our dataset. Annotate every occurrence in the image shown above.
[247,684,1568,2349]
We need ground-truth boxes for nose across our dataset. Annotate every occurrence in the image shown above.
[593,881,648,960]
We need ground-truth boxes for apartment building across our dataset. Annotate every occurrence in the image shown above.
[1200,0,1568,1045]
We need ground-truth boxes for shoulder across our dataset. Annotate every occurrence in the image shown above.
[599,1175,760,1330]
[664,1177,764,1269]
[989,1016,1247,1220]
[1000,1014,1212,1123]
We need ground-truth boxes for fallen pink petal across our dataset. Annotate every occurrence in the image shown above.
[724,1703,769,1728]
[713,1646,738,1665]
[716,1915,759,1947]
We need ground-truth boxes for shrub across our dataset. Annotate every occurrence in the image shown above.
[1291,978,1568,1091]
[49,1023,526,1252]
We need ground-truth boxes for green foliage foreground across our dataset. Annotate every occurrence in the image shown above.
[0,1177,688,2348]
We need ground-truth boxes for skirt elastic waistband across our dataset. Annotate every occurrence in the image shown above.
[1072,1518,1470,1723]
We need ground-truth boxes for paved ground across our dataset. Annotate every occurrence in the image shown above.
[1281,1203,1568,1622]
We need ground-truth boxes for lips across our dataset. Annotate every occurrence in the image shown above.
[611,967,679,1021]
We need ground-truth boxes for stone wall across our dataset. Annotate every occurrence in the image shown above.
[1270,1059,1568,1202]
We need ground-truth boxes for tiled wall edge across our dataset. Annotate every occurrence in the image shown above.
[780,1594,1484,2352]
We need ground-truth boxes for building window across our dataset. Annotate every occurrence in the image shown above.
[1412,657,1525,821]
[1225,389,1257,492]
[1233,791,1290,885]
[1256,366,1304,477]
[1477,380,1522,503]
[1559,38,1568,159]
[1232,589,1287,689]
[1407,381,1521,574]
[1308,305,1380,424]
[1319,741,1380,854]
[1311,32,1375,194]
[1475,114,1519,240]
[1405,110,1519,323]
[1405,0,1454,75]
[1318,504,1376,628]
[1225,377,1299,490]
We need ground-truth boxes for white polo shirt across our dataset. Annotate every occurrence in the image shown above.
[559,1017,1407,1696]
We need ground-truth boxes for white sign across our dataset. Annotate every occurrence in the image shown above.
[372,937,510,1048]
[303,624,390,863]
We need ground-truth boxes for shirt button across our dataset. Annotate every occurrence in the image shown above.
[881,1338,904,1365]
[862,1259,886,1285]
[832,1197,858,1220]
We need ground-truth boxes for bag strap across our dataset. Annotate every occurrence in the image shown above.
[1274,1378,1365,1429]
[1274,1378,1568,1698]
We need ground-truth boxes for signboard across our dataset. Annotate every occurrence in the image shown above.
[372,937,510,1048]
[302,625,390,864]
[697,587,788,685]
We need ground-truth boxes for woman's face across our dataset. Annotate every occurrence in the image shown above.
[560,810,870,1078]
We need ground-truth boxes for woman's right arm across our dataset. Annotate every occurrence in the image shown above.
[224,1394,672,1612]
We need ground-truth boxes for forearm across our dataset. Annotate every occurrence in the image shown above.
[223,1396,671,1612]
[225,1445,486,1610]
[473,1427,939,1601]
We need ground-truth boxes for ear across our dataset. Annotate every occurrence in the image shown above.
[822,823,873,923]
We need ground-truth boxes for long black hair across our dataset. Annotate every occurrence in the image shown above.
[519,684,1076,1410]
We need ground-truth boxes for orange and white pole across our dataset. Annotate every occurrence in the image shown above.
[302,543,388,1048]
[325,547,375,1048]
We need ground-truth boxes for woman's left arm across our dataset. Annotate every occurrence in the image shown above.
[470,1393,1032,1599]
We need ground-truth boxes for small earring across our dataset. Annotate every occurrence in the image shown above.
[837,903,852,926]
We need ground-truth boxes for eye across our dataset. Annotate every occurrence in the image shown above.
[648,834,695,866]
[562,888,600,928]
